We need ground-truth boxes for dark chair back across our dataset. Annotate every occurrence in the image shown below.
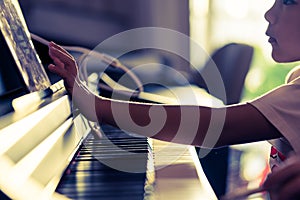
[192,43,254,198]
[192,43,254,104]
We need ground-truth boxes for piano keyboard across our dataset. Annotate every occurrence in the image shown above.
[55,125,154,200]
[0,93,217,200]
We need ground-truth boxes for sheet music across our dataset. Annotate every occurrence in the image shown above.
[0,0,50,92]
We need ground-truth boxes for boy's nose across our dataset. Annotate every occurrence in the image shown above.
[264,4,276,24]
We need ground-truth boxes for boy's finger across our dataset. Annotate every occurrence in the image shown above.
[49,42,73,59]
[51,57,65,70]
[48,64,67,78]
[49,46,75,67]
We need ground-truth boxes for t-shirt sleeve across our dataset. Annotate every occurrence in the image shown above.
[249,67,300,153]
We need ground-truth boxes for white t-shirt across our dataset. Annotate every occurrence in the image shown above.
[249,66,300,169]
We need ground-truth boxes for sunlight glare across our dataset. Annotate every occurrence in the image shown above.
[225,0,249,19]
[245,68,265,93]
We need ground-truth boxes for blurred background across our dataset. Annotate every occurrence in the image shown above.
[18,0,298,99]
[18,0,300,199]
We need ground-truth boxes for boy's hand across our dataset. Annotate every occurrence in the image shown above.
[48,42,78,94]
[263,155,300,200]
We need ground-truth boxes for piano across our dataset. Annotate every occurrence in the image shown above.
[0,0,218,199]
[0,82,218,200]
[0,42,219,200]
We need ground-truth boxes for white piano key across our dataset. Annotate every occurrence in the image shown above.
[0,155,70,200]
[11,118,74,184]
[0,95,71,162]
[152,139,218,200]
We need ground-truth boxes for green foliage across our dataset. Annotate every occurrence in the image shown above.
[242,46,299,101]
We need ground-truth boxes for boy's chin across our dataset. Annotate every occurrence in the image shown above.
[272,55,298,63]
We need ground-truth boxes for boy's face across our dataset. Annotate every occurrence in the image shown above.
[265,0,300,62]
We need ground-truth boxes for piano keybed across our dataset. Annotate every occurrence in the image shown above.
[0,94,217,200]
[56,125,155,200]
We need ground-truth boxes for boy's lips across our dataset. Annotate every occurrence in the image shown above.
[268,37,277,44]
[266,31,277,44]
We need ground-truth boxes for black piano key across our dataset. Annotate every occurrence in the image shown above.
[61,191,145,200]
[55,124,154,200]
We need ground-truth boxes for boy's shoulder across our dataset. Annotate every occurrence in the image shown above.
[286,65,300,83]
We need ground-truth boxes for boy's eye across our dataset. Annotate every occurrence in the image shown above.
[283,0,297,5]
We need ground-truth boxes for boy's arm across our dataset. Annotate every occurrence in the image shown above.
[48,42,282,148]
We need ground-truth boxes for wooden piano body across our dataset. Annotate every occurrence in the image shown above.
[0,86,218,200]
